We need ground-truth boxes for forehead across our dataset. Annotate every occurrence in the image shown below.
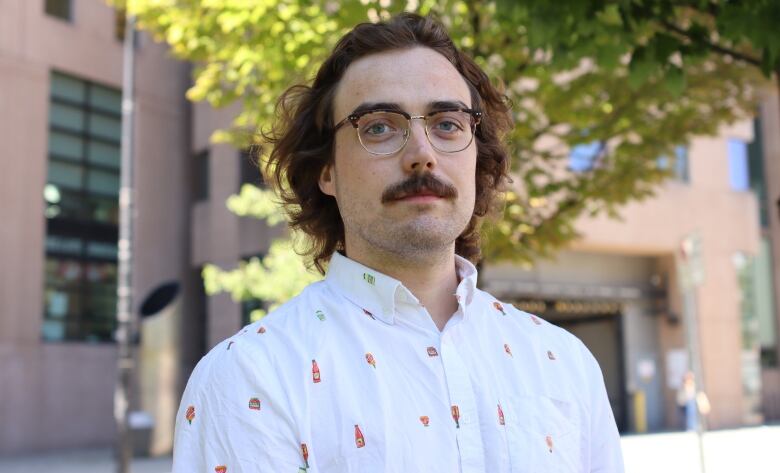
[333,46,472,118]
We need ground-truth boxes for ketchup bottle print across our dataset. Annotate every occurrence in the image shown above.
[301,443,309,467]
[312,359,321,383]
[354,424,365,448]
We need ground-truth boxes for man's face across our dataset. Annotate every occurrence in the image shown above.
[320,46,477,263]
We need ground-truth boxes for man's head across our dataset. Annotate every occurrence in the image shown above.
[265,13,512,273]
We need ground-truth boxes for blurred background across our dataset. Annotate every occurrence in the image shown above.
[1,0,779,471]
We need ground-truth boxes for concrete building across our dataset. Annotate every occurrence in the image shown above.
[483,117,771,431]
[1,0,778,456]
[756,91,780,422]
[0,0,194,454]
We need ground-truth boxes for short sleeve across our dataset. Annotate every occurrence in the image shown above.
[577,340,625,473]
[172,339,307,473]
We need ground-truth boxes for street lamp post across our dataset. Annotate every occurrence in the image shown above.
[677,232,708,473]
[114,10,137,473]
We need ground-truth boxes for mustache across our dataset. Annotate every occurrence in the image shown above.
[381,173,458,203]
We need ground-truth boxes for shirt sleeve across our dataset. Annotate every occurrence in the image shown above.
[577,340,625,473]
[172,338,307,473]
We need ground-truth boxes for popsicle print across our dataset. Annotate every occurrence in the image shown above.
[493,302,506,315]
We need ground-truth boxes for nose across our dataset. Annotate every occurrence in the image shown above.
[401,119,438,173]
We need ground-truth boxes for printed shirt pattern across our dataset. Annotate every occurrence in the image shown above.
[172,252,624,472]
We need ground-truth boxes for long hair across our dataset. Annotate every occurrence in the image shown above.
[264,13,513,274]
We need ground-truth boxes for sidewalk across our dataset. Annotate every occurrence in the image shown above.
[0,448,171,473]
[621,424,780,473]
[1,425,778,472]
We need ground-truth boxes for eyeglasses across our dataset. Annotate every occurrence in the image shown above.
[334,108,482,156]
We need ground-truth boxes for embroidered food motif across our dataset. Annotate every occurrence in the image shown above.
[420,415,430,427]
[355,424,365,448]
[451,405,460,428]
[546,435,554,452]
[504,343,513,357]
[248,398,261,410]
[363,273,375,285]
[493,302,506,315]
[547,350,556,360]
[257,326,266,334]
[301,443,309,468]
[214,466,226,473]
[497,404,505,425]
[365,353,376,369]
[315,310,326,321]
[427,347,438,357]
[312,359,321,383]
[185,405,195,425]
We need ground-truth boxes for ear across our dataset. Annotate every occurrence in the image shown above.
[318,163,336,197]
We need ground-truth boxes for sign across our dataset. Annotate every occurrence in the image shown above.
[677,233,704,290]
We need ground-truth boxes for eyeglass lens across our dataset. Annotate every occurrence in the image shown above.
[356,111,475,155]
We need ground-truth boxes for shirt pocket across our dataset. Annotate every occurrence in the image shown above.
[504,394,582,473]
[317,449,383,473]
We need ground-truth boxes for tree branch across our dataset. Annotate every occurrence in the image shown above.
[657,19,762,68]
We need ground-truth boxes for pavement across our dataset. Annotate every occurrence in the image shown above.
[1,425,778,472]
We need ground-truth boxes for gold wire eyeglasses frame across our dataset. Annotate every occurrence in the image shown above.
[333,108,483,156]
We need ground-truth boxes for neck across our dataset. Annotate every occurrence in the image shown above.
[345,243,460,331]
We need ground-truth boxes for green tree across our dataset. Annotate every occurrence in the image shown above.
[114,0,765,320]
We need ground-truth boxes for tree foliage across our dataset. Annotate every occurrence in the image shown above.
[114,0,766,318]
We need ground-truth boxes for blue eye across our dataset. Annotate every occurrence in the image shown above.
[366,123,391,135]
[437,120,459,132]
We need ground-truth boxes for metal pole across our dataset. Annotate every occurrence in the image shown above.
[678,233,707,473]
[682,288,707,473]
[114,11,137,473]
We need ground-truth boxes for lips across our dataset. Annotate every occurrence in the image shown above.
[396,189,442,200]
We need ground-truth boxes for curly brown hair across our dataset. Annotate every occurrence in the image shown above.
[264,13,512,274]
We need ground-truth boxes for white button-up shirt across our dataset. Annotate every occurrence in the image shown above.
[173,252,624,472]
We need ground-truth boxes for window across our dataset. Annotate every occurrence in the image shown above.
[241,298,267,327]
[194,149,210,202]
[727,138,750,191]
[45,0,71,21]
[747,117,769,228]
[239,146,265,190]
[43,71,122,342]
[239,253,267,326]
[735,240,778,369]
[657,146,689,183]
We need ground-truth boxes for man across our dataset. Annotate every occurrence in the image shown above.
[173,13,623,473]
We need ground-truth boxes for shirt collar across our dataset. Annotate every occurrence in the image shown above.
[325,252,479,325]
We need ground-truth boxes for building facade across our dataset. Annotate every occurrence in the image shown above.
[1,0,779,456]
[0,0,194,454]
[484,118,764,431]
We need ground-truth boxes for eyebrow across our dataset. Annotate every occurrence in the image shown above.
[349,100,471,116]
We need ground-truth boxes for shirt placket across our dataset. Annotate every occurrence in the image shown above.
[440,322,486,473]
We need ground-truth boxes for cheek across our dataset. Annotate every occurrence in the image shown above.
[461,155,478,198]
[332,148,384,198]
